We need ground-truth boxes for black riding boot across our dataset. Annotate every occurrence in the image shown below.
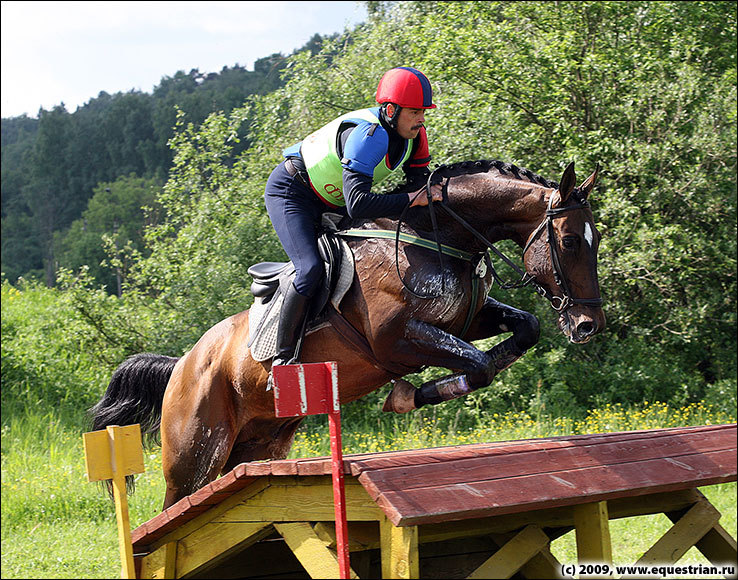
[272,283,311,367]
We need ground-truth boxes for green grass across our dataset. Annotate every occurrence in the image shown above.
[2,404,736,579]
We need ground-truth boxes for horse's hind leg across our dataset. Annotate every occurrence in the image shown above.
[160,369,239,509]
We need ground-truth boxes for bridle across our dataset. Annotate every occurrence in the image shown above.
[396,167,603,313]
[519,190,604,312]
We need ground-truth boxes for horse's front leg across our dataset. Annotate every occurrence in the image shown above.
[384,298,539,412]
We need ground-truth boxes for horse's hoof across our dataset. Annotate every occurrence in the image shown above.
[382,379,417,414]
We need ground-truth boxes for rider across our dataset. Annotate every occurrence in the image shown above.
[265,66,444,368]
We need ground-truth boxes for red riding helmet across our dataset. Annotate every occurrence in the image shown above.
[376,67,436,109]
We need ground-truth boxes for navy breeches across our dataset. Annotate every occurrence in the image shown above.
[264,160,334,297]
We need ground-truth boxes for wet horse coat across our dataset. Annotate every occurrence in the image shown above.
[91,160,605,509]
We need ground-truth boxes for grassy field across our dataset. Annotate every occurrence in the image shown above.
[1,402,736,579]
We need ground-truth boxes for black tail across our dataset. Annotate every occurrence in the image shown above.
[90,352,179,441]
[90,353,179,496]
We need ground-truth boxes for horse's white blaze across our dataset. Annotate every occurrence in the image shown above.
[583,221,594,248]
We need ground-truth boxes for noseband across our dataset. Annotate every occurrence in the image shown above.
[414,169,603,313]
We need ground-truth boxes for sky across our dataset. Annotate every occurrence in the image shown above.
[0,1,368,118]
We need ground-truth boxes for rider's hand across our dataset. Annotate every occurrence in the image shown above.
[409,183,444,207]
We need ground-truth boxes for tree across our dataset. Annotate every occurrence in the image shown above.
[25,105,76,286]
[55,174,162,294]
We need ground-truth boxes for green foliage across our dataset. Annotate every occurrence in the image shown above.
[356,0,737,412]
[0,280,115,428]
[54,174,163,295]
[2,0,736,430]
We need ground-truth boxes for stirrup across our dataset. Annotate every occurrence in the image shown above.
[266,354,298,391]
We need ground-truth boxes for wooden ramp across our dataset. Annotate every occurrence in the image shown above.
[132,424,737,579]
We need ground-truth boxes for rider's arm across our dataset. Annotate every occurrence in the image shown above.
[340,123,411,219]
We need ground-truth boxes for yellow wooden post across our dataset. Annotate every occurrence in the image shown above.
[574,501,613,579]
[380,516,418,579]
[83,424,145,579]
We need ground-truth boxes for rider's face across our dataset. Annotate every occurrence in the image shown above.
[393,106,426,139]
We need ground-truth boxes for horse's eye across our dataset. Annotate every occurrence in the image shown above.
[562,236,578,249]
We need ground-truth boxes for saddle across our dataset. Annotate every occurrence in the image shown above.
[247,215,355,362]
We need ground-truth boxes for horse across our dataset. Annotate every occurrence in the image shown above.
[91,159,605,510]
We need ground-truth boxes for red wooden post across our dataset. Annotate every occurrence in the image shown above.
[272,362,351,579]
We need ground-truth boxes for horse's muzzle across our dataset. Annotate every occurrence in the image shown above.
[560,307,606,344]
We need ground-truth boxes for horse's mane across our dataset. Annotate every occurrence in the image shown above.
[432,159,558,189]
[346,159,559,230]
[386,159,558,197]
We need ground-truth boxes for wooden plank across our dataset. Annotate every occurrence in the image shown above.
[214,480,382,523]
[574,501,612,574]
[367,448,736,526]
[274,522,359,579]
[357,428,736,493]
[412,489,699,543]
[519,547,562,580]
[635,499,720,566]
[667,491,738,567]
[692,524,738,568]
[359,448,737,514]
[348,425,735,475]
[108,426,140,579]
[467,524,550,579]
[140,479,269,551]
[313,521,380,551]
[138,541,176,579]
[175,521,273,578]
[380,516,419,579]
[83,424,145,481]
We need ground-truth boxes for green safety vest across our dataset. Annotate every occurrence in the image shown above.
[300,108,414,207]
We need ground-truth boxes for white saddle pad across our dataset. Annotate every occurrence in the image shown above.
[248,237,355,362]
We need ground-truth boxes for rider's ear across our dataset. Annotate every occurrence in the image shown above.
[559,162,576,203]
[579,163,600,199]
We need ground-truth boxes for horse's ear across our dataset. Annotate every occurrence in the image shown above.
[579,162,600,199]
[558,162,576,203]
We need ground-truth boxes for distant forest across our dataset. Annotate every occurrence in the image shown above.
[1,33,331,290]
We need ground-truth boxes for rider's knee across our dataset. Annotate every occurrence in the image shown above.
[294,261,324,297]
[514,311,540,351]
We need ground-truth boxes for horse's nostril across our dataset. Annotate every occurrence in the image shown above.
[578,321,595,336]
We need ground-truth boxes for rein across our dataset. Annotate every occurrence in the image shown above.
[395,165,602,313]
[339,164,603,315]
[438,168,603,312]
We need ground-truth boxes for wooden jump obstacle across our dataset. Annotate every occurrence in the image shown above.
[130,424,737,579]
